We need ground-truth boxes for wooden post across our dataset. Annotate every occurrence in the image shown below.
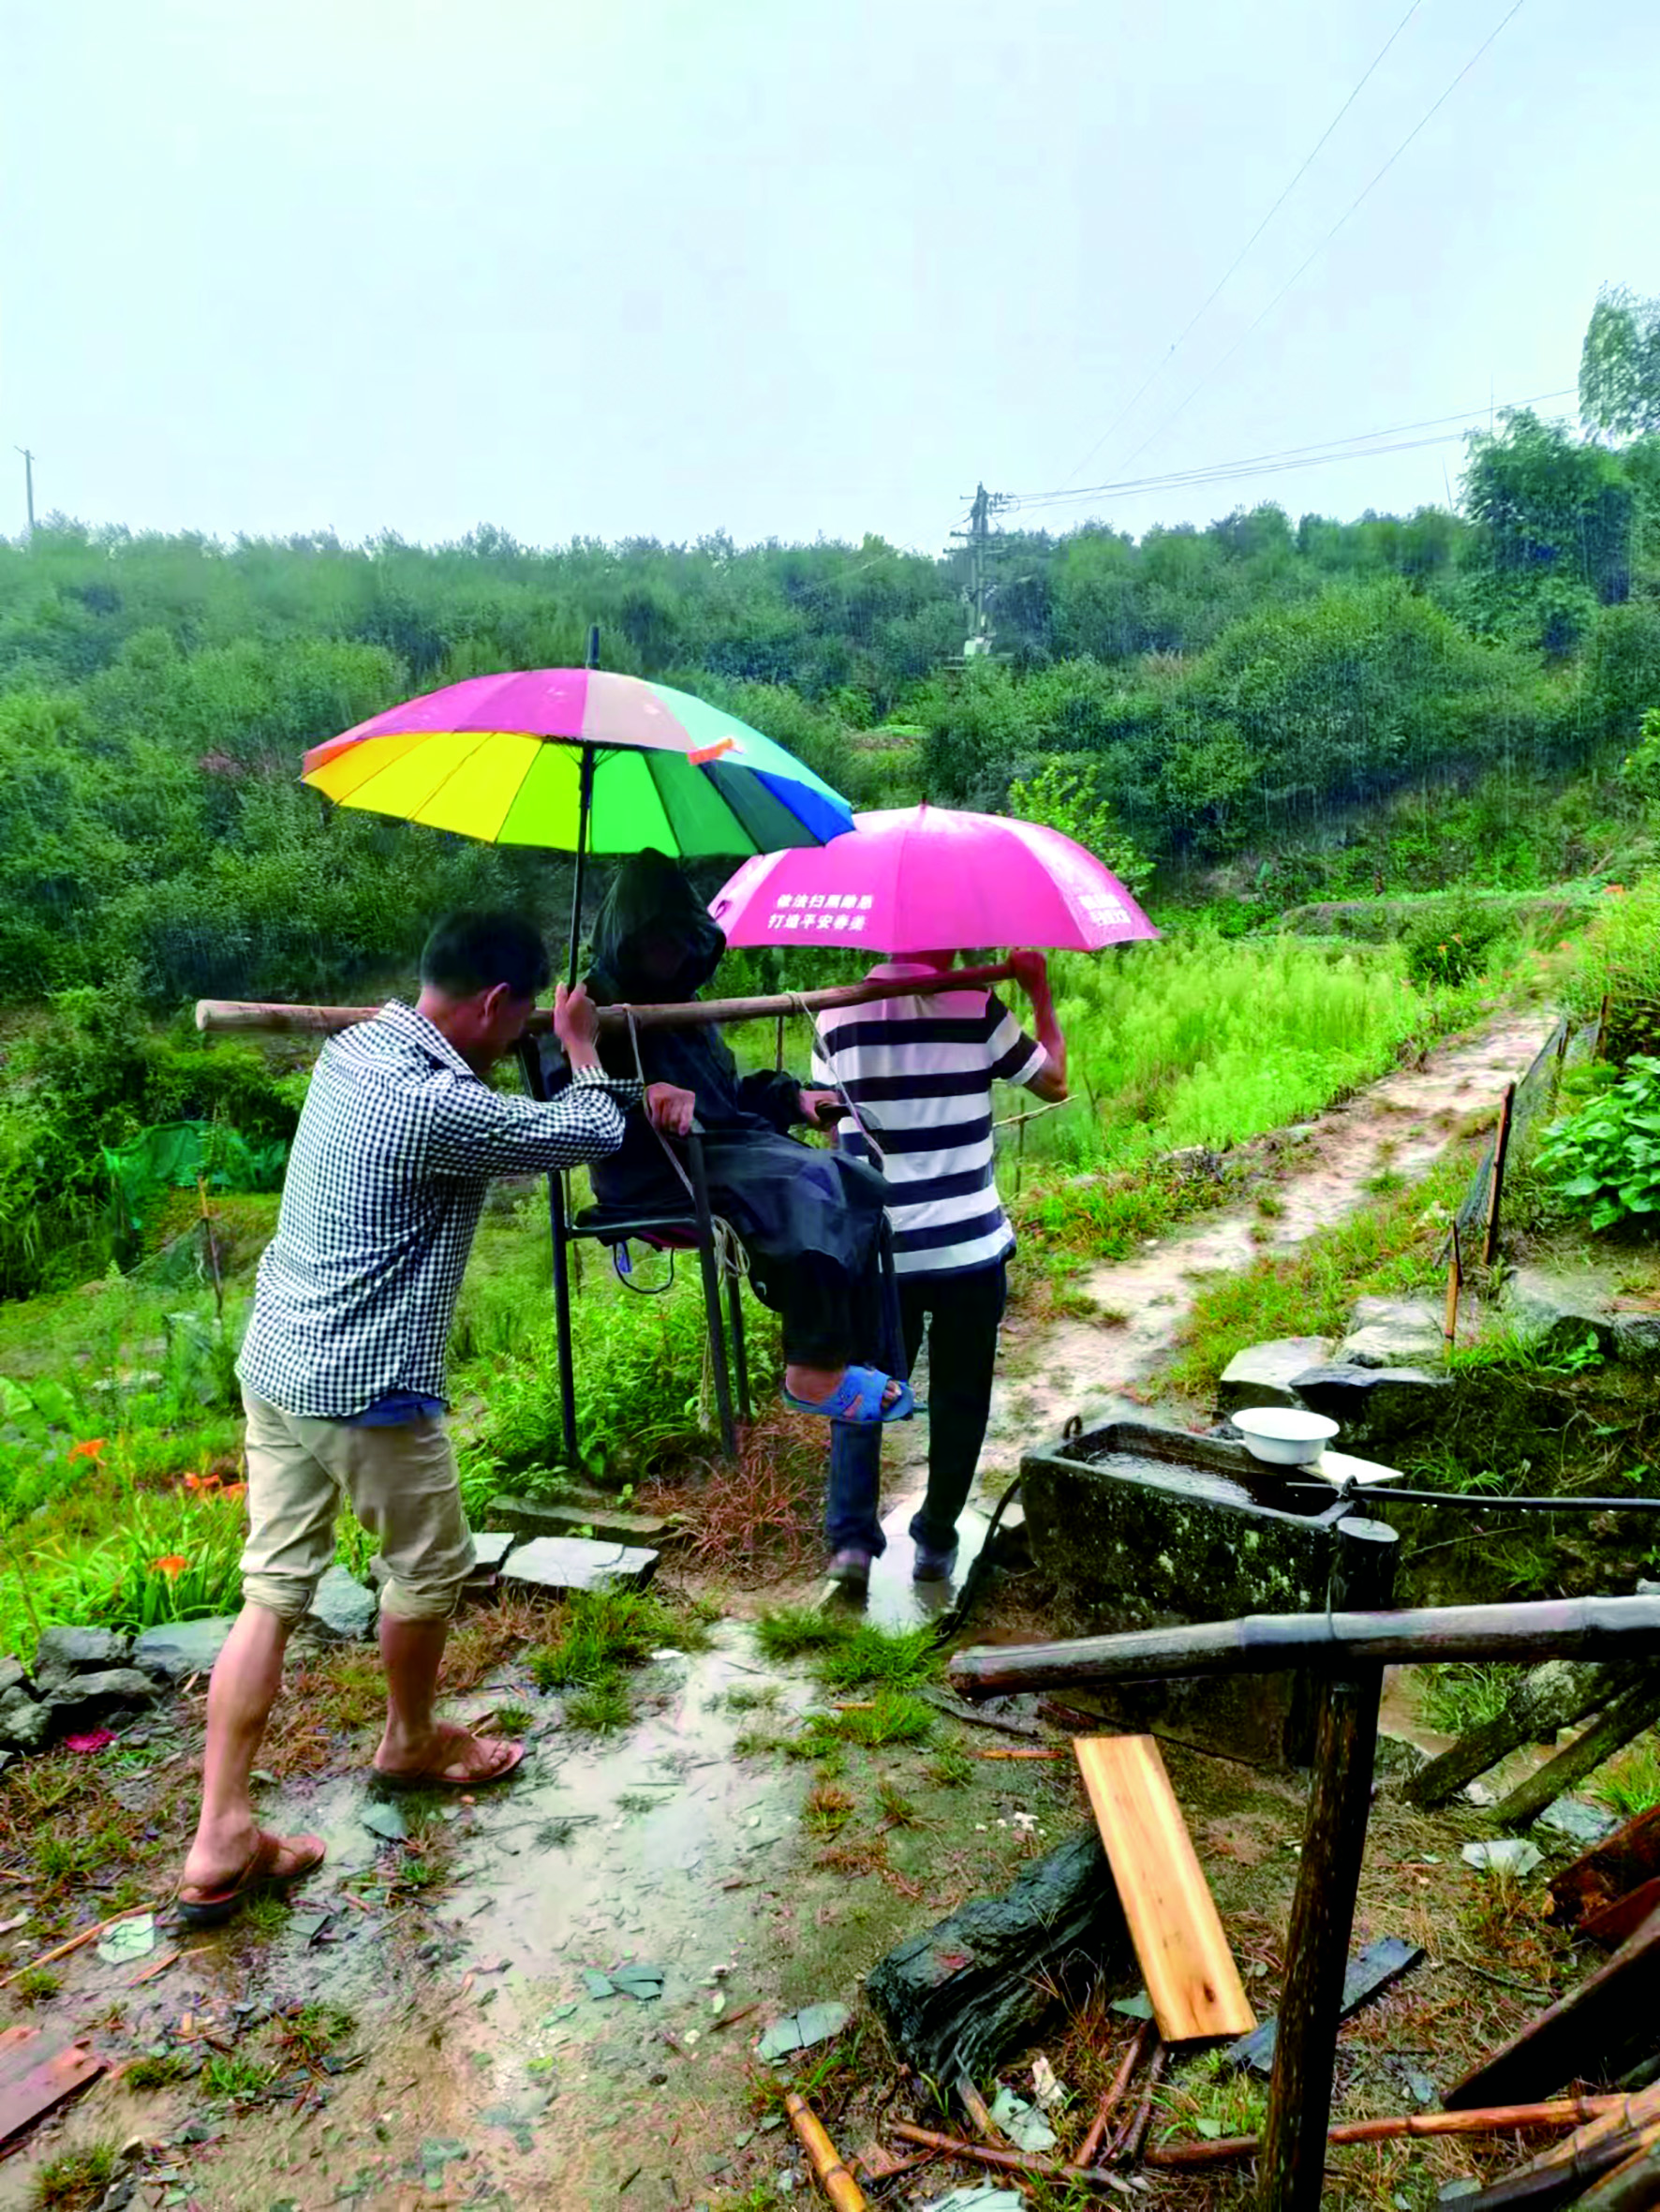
[1444,1219,1462,1349]
[1259,1516,1400,2212]
[1483,1081,1517,1267]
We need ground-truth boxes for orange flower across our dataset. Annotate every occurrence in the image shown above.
[150,1555,189,1579]
[218,1483,246,1503]
[1605,883,1626,896]
[67,1439,106,1462]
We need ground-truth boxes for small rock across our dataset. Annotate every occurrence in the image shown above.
[41,1669,156,1722]
[1290,1364,1449,1444]
[362,1802,408,1844]
[0,1685,49,1751]
[1502,1267,1620,1364]
[468,1532,518,1571]
[499,1537,659,1596]
[302,1565,378,1642]
[133,1616,238,1683]
[33,1626,131,1682]
[1336,1298,1446,1371]
[487,1495,674,1548]
[756,2003,852,2062]
[1219,1338,1338,1414]
[1537,1799,1616,1846]
[0,1656,25,1700]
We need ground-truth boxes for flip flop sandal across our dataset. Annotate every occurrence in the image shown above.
[783,1367,915,1427]
[371,1740,527,1793]
[175,1830,326,1929]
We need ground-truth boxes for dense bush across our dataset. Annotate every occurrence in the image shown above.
[1402,895,1514,987]
[1536,1055,1660,1232]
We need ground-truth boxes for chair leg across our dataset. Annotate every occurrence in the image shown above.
[517,1038,580,1467]
[726,1268,751,1423]
[549,1180,579,1467]
[686,1134,737,1461]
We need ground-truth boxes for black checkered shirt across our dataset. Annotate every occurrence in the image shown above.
[238,1000,641,1418]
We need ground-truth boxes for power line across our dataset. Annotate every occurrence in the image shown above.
[1057,0,1425,491]
[1118,0,1530,475]
[1008,384,1575,515]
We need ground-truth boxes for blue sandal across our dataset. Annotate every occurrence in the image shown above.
[784,1366,915,1426]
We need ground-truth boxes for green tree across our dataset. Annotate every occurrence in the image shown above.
[1581,285,1660,441]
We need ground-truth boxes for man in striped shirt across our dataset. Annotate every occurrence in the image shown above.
[812,947,1068,1584]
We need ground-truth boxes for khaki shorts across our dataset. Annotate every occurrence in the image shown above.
[240,1388,476,1626]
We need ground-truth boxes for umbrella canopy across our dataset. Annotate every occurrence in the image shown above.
[302,669,853,859]
[708,802,1158,953]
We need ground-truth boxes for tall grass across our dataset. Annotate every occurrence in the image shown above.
[1025,931,1492,1174]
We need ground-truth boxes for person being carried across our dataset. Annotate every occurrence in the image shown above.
[813,946,1067,1586]
[571,849,908,1426]
[176,912,693,1926]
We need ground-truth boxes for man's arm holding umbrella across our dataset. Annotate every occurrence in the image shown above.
[1007,948,1069,1103]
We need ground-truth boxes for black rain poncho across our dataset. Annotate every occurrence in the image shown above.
[567,850,892,1369]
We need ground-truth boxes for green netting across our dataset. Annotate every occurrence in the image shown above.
[102,1121,288,1231]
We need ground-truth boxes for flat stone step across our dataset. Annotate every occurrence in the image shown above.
[1219,1337,1337,1413]
[829,1504,991,1633]
[486,1494,674,1547]
[498,1537,660,1596]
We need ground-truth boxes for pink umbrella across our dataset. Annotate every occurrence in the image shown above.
[707,803,1158,953]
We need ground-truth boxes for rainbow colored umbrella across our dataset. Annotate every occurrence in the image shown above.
[303,666,855,976]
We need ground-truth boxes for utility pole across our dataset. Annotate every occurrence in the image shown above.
[950,481,1015,654]
[14,449,35,543]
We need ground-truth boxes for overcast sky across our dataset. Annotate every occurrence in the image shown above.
[4,0,1656,556]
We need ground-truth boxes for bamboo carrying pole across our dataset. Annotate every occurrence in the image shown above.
[1144,2098,1626,2171]
[1260,1517,1400,2212]
[194,960,1018,1039]
[784,2091,868,2212]
[945,1594,1660,1700]
[890,2123,1121,2191]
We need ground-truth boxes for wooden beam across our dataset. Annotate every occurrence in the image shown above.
[194,961,1017,1039]
[1260,1516,1400,2212]
[1549,1804,1660,1932]
[1143,2096,1625,2169]
[945,1595,1660,1700]
[1445,1904,1660,2111]
[1491,1669,1660,1830]
[1406,1660,1620,1809]
[1073,1735,1254,2044]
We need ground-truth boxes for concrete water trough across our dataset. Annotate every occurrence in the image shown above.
[1019,1417,1403,1766]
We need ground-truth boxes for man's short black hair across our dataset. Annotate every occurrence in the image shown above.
[420,913,551,1001]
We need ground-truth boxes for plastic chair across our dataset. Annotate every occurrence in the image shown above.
[515,1039,749,1465]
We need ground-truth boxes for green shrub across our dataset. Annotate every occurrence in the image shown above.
[1535,1054,1660,1232]
[1401,896,1511,988]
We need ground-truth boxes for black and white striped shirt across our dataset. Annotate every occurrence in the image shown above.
[812,966,1046,1278]
[239,1001,640,1418]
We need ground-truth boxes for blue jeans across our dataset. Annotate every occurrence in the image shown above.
[824,1260,1009,1558]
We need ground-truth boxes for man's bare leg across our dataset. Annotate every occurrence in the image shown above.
[373,1611,521,1784]
[182,1603,299,1891]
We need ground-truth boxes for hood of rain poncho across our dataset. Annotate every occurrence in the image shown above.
[588,849,725,1005]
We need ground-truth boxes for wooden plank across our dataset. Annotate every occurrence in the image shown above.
[0,2039,103,2144]
[1550,1804,1660,1930]
[1446,1903,1660,2110]
[1225,1936,1424,2074]
[1073,1734,1254,2044]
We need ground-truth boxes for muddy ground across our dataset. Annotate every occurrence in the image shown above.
[1,1007,1623,2212]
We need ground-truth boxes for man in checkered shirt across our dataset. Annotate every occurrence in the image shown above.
[177,913,692,1925]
